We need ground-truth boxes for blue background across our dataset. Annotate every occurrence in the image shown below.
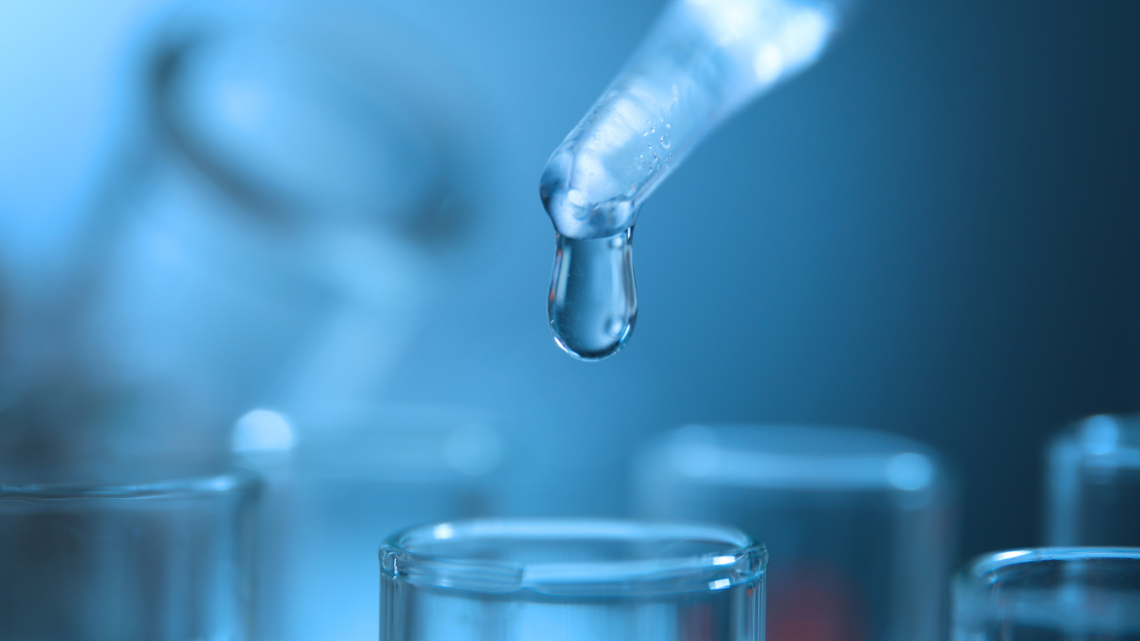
[2,0,1139,564]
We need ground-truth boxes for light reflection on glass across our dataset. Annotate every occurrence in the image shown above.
[634,424,955,641]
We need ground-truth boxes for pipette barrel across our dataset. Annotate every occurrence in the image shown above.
[540,0,851,239]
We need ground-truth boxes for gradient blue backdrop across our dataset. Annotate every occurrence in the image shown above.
[2,0,1139,563]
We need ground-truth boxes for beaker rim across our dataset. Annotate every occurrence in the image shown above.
[636,423,945,493]
[960,547,1140,584]
[1052,414,1140,461]
[0,465,261,501]
[379,517,767,597]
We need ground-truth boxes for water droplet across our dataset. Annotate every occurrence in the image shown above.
[548,229,637,361]
[643,131,649,137]
[665,123,671,129]
[651,126,656,133]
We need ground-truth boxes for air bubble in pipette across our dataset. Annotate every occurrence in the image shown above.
[548,229,637,361]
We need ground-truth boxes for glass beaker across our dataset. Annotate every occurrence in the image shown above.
[234,404,506,641]
[0,464,260,641]
[952,548,1140,640]
[1045,415,1140,547]
[379,518,767,641]
[633,424,956,641]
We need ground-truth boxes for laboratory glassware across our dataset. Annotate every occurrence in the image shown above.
[233,403,505,641]
[633,424,956,641]
[101,0,486,407]
[952,548,1140,640]
[380,517,767,641]
[0,464,260,641]
[1045,414,1140,547]
[0,0,492,463]
[540,0,860,359]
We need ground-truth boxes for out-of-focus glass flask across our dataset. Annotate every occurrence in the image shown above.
[0,0,490,461]
[633,425,956,641]
[952,548,1140,640]
[380,518,768,641]
[0,465,260,641]
[232,404,506,641]
[1046,414,1140,547]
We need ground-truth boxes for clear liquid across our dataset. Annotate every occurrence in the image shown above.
[548,229,637,361]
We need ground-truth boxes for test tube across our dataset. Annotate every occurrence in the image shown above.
[1045,414,1140,547]
[952,548,1140,640]
[380,518,767,641]
[232,404,505,641]
[0,465,260,641]
[633,424,956,641]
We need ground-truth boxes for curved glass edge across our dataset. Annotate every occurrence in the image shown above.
[958,547,1140,587]
[1050,414,1140,466]
[634,424,949,495]
[0,467,262,501]
[379,518,767,596]
[232,403,506,480]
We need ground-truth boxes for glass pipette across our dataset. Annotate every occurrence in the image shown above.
[541,0,856,360]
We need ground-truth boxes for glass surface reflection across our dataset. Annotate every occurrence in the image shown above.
[1046,415,1140,547]
[380,518,767,641]
[633,424,956,641]
[0,465,260,641]
[952,548,1140,640]
[235,404,505,641]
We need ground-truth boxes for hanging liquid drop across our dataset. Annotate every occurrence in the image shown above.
[537,0,855,360]
[548,229,637,361]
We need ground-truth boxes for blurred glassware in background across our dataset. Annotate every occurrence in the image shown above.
[0,464,260,641]
[232,404,506,641]
[380,518,767,641]
[1045,414,1140,547]
[952,548,1140,640]
[0,0,492,464]
[0,377,231,470]
[633,424,956,641]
